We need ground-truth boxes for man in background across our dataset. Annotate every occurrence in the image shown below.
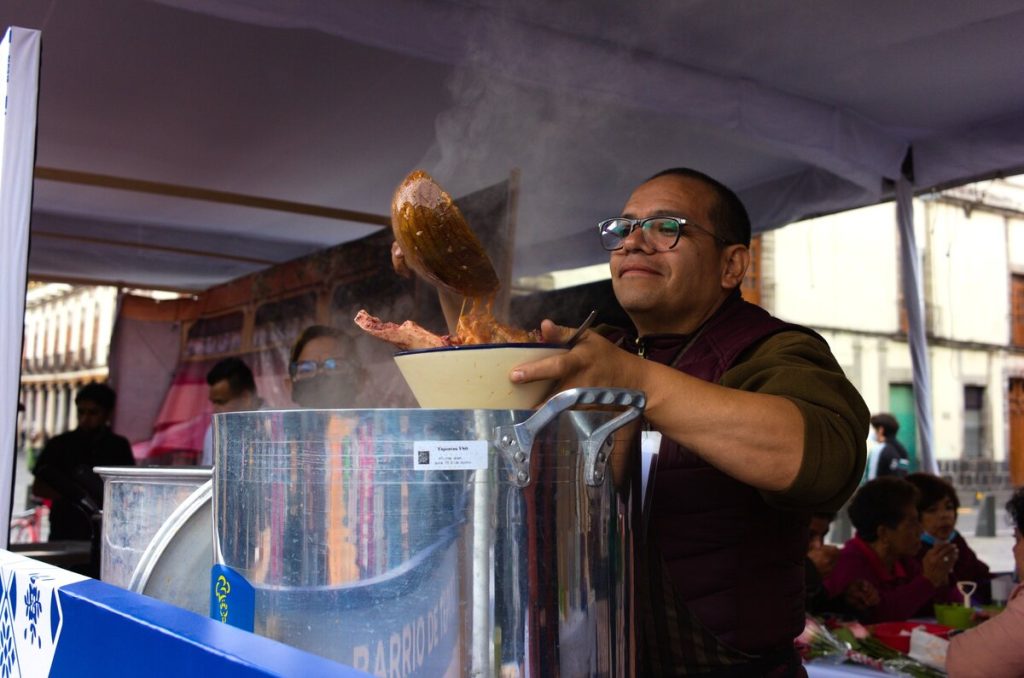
[865,412,910,480]
[32,382,134,543]
[200,357,260,465]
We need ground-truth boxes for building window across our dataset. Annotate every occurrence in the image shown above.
[1012,274,1024,347]
[963,385,985,459]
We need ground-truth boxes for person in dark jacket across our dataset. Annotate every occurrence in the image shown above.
[906,472,991,608]
[865,413,910,479]
[32,382,135,543]
[505,168,869,676]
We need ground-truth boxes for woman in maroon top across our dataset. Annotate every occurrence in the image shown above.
[906,472,991,607]
[825,477,957,622]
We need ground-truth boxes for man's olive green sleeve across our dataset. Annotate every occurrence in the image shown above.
[720,331,869,512]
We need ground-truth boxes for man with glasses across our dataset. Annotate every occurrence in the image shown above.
[512,168,869,676]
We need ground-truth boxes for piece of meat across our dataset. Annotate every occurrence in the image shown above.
[354,310,450,351]
[455,298,539,344]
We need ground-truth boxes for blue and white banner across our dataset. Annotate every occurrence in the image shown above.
[0,551,86,676]
[0,549,371,677]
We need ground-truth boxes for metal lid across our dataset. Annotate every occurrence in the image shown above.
[94,466,213,482]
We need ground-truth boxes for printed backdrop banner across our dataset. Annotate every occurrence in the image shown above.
[115,179,515,462]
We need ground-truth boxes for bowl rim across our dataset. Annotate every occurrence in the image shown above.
[395,342,566,356]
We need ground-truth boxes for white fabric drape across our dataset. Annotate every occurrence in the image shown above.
[0,27,41,548]
[896,173,936,475]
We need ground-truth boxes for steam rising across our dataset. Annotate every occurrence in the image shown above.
[416,16,648,280]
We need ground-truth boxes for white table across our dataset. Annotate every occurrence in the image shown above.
[805,661,888,677]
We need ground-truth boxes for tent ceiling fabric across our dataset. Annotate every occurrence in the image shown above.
[4,0,1024,289]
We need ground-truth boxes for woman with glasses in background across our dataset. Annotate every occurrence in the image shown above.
[288,325,362,409]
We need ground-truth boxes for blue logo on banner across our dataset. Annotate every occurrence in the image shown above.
[210,564,254,632]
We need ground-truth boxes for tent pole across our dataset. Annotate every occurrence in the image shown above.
[896,162,937,474]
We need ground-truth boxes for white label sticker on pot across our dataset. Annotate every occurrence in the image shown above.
[413,440,489,470]
[641,431,661,509]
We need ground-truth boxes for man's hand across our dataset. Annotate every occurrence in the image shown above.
[922,542,959,588]
[391,241,412,278]
[510,320,644,393]
[807,544,840,578]
[844,579,880,611]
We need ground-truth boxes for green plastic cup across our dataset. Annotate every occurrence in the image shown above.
[935,603,973,629]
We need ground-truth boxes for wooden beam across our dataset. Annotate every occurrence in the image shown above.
[29,274,199,295]
[33,230,277,265]
[34,166,392,227]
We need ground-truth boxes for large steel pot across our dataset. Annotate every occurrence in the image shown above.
[212,388,644,677]
[97,466,211,591]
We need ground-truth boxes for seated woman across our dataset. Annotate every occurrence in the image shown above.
[824,477,956,622]
[805,511,881,616]
[906,472,991,607]
[946,487,1024,677]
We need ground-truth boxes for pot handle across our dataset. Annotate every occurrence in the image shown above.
[497,388,646,486]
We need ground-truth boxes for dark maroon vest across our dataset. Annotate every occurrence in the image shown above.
[610,291,817,656]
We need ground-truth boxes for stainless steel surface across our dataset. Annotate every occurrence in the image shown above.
[129,480,213,616]
[94,466,212,481]
[213,388,643,677]
[7,541,91,567]
[497,388,645,487]
[97,466,212,589]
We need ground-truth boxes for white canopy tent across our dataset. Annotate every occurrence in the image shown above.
[4,0,1024,497]
[4,1,1024,288]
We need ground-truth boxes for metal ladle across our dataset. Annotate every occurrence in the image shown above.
[564,310,598,348]
[391,170,499,297]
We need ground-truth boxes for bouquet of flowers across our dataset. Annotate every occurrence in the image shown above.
[796,616,946,677]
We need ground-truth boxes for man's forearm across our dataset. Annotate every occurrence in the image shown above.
[640,360,804,492]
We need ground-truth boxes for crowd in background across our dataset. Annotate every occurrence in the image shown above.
[802,413,1024,675]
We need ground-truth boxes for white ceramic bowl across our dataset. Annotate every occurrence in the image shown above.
[394,343,568,409]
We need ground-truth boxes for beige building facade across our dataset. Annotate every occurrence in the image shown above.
[765,177,1024,489]
[19,284,117,444]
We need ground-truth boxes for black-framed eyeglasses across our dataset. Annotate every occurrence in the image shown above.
[289,357,345,380]
[598,216,727,252]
